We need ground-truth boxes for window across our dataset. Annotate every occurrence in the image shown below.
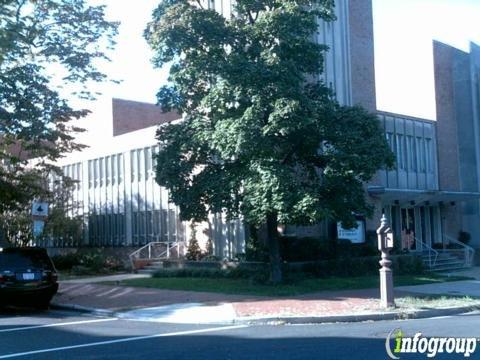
[118,154,123,183]
[425,138,433,173]
[145,147,152,179]
[385,132,394,152]
[94,159,99,188]
[88,161,93,188]
[99,158,104,187]
[130,150,136,183]
[396,134,405,170]
[111,155,117,185]
[406,135,416,171]
[416,137,425,172]
[105,156,111,186]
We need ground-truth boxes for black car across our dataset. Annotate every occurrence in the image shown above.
[0,247,59,309]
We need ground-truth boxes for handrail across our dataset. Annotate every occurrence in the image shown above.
[129,241,186,270]
[444,235,475,267]
[417,238,439,269]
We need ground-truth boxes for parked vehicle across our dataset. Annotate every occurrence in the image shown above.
[0,247,59,309]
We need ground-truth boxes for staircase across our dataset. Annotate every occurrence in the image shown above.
[136,260,170,274]
[421,251,468,272]
[129,241,186,273]
[420,235,475,272]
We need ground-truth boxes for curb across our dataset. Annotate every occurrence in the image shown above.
[50,303,116,318]
[50,302,480,325]
[235,304,480,325]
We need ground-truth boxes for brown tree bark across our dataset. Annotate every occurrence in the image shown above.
[266,212,282,284]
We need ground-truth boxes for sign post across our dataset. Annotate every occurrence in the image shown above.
[377,214,395,308]
[31,201,49,242]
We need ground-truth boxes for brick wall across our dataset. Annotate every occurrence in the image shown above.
[112,98,180,137]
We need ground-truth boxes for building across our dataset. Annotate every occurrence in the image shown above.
[39,0,478,267]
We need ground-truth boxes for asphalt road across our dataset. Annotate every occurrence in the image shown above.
[1,308,480,359]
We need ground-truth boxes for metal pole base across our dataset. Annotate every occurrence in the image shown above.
[379,267,395,308]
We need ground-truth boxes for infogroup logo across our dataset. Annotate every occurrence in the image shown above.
[385,328,478,358]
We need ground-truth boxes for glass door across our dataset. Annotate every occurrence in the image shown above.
[400,208,416,250]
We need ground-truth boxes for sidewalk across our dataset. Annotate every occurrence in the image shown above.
[52,273,480,324]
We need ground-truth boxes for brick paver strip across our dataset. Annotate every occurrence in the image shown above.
[54,283,411,317]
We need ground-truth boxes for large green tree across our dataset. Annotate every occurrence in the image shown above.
[0,0,117,216]
[146,0,394,283]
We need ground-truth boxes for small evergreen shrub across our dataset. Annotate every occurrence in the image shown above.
[458,231,471,245]
[186,224,203,261]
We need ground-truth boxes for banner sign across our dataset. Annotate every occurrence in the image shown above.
[337,221,366,243]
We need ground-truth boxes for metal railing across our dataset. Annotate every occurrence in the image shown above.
[443,235,475,267]
[129,241,186,270]
[418,238,439,269]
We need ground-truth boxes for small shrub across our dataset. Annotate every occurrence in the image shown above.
[186,224,203,261]
[201,254,221,262]
[458,231,471,245]
[152,264,270,283]
[51,253,81,270]
[288,255,424,278]
[280,236,327,261]
[52,249,124,274]
[245,227,269,262]
[393,255,424,275]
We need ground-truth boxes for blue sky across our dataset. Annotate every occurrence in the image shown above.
[85,0,480,121]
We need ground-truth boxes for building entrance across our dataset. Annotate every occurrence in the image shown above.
[386,205,442,252]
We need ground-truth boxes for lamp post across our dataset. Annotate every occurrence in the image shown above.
[377,213,395,308]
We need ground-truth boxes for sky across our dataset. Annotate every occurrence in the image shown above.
[373,0,480,120]
[80,0,480,123]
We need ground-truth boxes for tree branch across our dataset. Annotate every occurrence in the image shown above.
[195,0,205,10]
[247,10,255,24]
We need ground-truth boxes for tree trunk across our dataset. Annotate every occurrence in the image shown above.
[266,212,282,284]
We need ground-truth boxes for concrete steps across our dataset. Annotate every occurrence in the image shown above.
[421,251,468,272]
[136,262,164,275]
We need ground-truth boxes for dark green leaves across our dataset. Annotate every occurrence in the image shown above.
[0,0,117,214]
[148,0,394,227]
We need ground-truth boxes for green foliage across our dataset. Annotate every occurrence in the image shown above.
[51,249,124,273]
[0,0,118,214]
[153,265,270,284]
[186,223,203,260]
[50,252,81,270]
[280,236,325,262]
[40,177,84,246]
[294,255,424,278]
[152,254,423,284]
[245,226,269,261]
[0,209,33,246]
[279,236,378,262]
[458,231,471,245]
[0,175,84,245]
[146,0,394,229]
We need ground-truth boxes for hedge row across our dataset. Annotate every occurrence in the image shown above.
[152,255,424,283]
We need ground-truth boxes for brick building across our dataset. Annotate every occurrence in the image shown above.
[43,0,479,268]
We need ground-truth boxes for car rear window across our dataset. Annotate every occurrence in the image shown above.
[0,250,54,270]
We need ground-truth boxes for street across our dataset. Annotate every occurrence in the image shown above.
[1,308,480,359]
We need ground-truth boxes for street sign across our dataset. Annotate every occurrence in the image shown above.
[33,220,45,237]
[32,202,49,217]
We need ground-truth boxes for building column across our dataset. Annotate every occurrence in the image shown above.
[81,160,90,246]
[124,150,133,246]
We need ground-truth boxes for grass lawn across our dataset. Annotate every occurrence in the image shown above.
[111,273,471,297]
